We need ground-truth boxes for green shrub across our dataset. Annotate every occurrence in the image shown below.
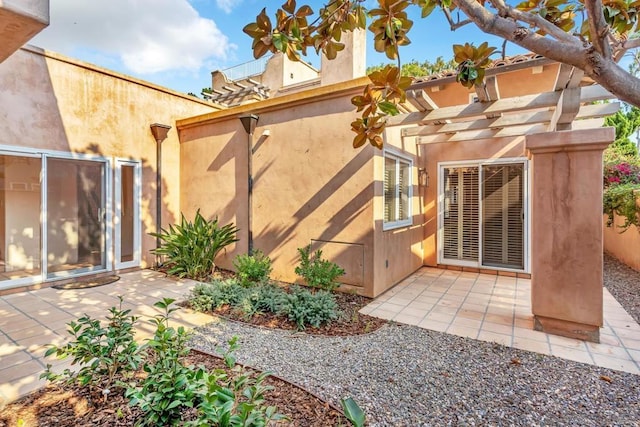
[41,296,141,391]
[125,298,198,426]
[603,183,640,230]
[189,279,248,312]
[187,337,286,427]
[233,249,273,286]
[280,286,339,329]
[294,245,345,292]
[151,209,239,281]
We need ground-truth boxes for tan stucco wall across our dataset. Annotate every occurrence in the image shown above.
[604,210,640,272]
[372,126,424,296]
[0,46,218,268]
[179,86,377,294]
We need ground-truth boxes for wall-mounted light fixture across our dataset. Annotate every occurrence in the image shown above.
[150,123,171,267]
[239,114,259,255]
[418,167,429,187]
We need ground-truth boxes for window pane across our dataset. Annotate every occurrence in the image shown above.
[0,155,42,280]
[399,160,410,220]
[384,157,397,222]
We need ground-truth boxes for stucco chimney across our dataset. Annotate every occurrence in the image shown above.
[320,29,366,86]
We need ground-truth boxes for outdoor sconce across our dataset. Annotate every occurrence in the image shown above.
[150,123,171,267]
[239,114,259,255]
[418,168,429,187]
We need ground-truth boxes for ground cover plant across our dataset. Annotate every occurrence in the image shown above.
[1,298,350,426]
[186,248,386,335]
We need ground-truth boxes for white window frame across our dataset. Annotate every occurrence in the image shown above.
[383,149,413,231]
[114,159,142,270]
[436,157,530,273]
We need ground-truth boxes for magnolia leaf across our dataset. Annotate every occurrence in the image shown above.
[282,0,296,14]
[379,101,400,116]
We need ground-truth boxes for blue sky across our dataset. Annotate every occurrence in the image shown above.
[31,1,529,95]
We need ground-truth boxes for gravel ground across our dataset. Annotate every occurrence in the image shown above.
[604,253,640,325]
[190,258,640,426]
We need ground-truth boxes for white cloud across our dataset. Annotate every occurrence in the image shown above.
[215,0,242,14]
[31,0,231,74]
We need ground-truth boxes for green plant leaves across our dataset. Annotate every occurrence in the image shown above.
[341,397,366,427]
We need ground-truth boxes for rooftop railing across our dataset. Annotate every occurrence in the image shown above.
[221,55,272,81]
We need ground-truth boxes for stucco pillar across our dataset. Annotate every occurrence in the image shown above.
[526,127,614,343]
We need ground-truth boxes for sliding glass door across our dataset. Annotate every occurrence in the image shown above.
[46,158,107,277]
[439,160,527,271]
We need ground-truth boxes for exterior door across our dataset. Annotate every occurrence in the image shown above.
[46,158,107,277]
[439,161,526,271]
[114,160,141,269]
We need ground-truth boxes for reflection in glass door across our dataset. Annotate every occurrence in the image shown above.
[47,158,106,276]
[0,154,42,284]
[115,160,140,269]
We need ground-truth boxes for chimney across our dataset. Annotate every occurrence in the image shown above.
[320,29,366,86]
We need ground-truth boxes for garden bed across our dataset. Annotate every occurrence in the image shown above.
[0,351,348,426]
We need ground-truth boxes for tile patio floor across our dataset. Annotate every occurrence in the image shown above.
[360,267,640,375]
[0,270,212,408]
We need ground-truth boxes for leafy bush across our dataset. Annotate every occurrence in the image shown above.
[187,337,285,427]
[603,161,640,187]
[280,286,339,329]
[294,245,345,292]
[125,298,198,426]
[41,296,141,391]
[151,209,239,281]
[603,183,640,230]
[233,249,272,287]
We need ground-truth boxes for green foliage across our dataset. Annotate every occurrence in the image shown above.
[603,183,640,231]
[233,250,273,287]
[341,397,366,427]
[280,286,339,329]
[604,105,640,158]
[41,296,141,391]
[125,298,197,426]
[294,245,345,292]
[151,209,239,281]
[367,56,457,77]
[189,279,251,312]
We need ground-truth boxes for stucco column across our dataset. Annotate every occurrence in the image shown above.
[526,127,614,343]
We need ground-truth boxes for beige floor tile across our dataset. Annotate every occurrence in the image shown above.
[446,324,479,340]
[588,342,634,359]
[548,335,589,350]
[451,317,482,329]
[512,338,551,354]
[590,354,640,374]
[425,312,454,324]
[0,360,43,383]
[368,308,399,320]
[550,345,594,364]
[483,313,513,325]
[413,295,439,306]
[431,306,459,315]
[513,326,549,342]
[0,350,33,369]
[478,330,512,346]
[395,306,428,318]
[417,318,449,332]
[393,313,423,326]
[481,321,513,335]
[457,309,484,320]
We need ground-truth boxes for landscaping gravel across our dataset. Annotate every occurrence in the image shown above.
[604,253,640,325]
[191,321,639,426]
[190,258,640,426]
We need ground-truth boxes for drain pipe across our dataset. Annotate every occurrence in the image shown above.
[239,114,258,255]
[150,123,171,267]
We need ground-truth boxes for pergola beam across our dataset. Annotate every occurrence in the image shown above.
[387,85,613,127]
[548,87,581,131]
[402,102,619,137]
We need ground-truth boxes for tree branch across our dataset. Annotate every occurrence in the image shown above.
[585,0,612,59]
[488,0,575,43]
[453,0,640,106]
[441,6,472,30]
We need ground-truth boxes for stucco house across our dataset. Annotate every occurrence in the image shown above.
[0,3,617,341]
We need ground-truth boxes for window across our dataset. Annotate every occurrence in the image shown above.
[383,151,412,230]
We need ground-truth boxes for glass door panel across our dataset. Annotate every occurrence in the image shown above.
[47,158,106,276]
[0,155,42,282]
[115,160,140,269]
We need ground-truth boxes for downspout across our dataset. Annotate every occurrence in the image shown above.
[239,114,259,255]
[150,123,171,267]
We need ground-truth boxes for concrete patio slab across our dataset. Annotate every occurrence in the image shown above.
[0,270,211,408]
[361,267,640,375]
